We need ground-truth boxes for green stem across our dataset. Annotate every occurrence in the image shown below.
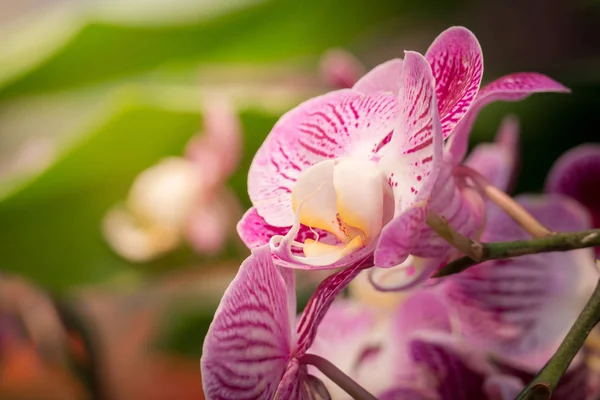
[434,229,600,278]
[516,278,600,400]
[300,353,378,400]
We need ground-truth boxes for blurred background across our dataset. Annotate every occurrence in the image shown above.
[0,0,598,399]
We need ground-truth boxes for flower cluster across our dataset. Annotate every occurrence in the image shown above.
[201,27,597,399]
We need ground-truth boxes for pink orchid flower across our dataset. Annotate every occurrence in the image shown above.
[546,144,600,256]
[238,26,568,287]
[239,50,442,271]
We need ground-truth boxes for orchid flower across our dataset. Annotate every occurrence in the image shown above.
[239,26,568,291]
[239,50,442,272]
[103,96,242,261]
[546,144,600,256]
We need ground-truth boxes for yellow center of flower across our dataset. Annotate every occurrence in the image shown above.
[288,158,394,265]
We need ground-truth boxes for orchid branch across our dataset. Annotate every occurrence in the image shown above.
[300,353,378,400]
[454,165,552,238]
[434,229,600,277]
[515,276,600,400]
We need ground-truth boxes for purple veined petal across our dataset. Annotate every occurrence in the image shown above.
[295,260,368,355]
[546,144,600,247]
[353,58,404,95]
[248,89,398,227]
[201,246,296,400]
[237,207,338,250]
[441,195,598,370]
[320,48,366,89]
[425,26,483,139]
[482,375,524,400]
[375,51,443,267]
[446,72,570,163]
[464,116,520,193]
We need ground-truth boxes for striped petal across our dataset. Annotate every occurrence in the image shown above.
[464,116,520,193]
[375,51,443,267]
[446,73,569,163]
[353,59,404,95]
[248,89,397,227]
[201,246,296,400]
[546,144,600,253]
[425,26,483,139]
[442,195,598,370]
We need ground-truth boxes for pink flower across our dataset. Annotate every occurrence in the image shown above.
[238,26,568,288]
[239,51,442,271]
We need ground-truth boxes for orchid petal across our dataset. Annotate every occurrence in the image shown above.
[425,26,483,138]
[446,73,570,163]
[442,195,598,369]
[248,89,397,227]
[237,208,338,250]
[296,261,367,355]
[201,246,295,400]
[374,207,427,268]
[375,51,443,267]
[379,51,443,212]
[333,158,385,240]
[378,388,437,400]
[464,116,520,193]
[546,144,600,241]
[353,58,404,95]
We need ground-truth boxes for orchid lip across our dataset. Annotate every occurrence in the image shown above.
[270,158,393,267]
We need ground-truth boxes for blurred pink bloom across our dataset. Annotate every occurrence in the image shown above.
[103,95,243,261]
[319,48,366,89]
[546,144,600,256]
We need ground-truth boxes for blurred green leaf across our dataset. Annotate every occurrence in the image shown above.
[0,89,201,291]
[0,0,438,100]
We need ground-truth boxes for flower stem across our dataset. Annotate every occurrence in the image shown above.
[300,353,378,400]
[434,229,600,277]
[516,277,600,400]
[454,165,551,238]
